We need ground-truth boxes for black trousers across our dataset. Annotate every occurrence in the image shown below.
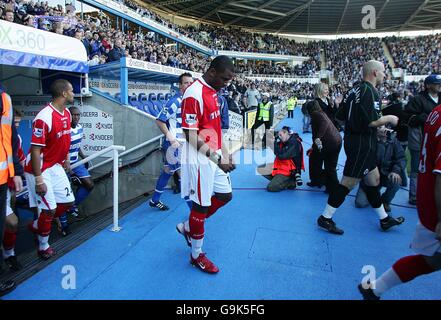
[0,183,7,265]
[308,144,341,190]
[251,119,271,147]
[287,110,294,118]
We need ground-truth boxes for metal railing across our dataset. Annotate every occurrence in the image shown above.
[71,145,126,232]
[18,145,126,232]
[88,134,163,171]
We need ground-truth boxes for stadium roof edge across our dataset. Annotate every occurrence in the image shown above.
[0,20,88,73]
[149,0,441,36]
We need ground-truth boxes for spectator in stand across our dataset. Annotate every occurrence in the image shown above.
[228,92,242,115]
[89,32,103,58]
[245,83,260,110]
[23,14,35,27]
[4,8,14,22]
[108,38,125,62]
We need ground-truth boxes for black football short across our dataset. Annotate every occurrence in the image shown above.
[343,135,377,179]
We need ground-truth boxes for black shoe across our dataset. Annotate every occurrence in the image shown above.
[60,227,71,237]
[383,203,391,213]
[317,215,344,235]
[173,186,181,194]
[380,215,405,231]
[0,280,16,297]
[358,283,380,300]
[4,256,22,271]
[73,213,87,222]
[408,198,417,206]
[307,182,322,188]
[149,200,169,211]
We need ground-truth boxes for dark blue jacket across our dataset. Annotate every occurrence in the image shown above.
[218,95,229,129]
[376,134,407,186]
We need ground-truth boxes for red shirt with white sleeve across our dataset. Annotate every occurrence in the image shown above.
[417,104,441,231]
[25,103,71,173]
[181,78,222,151]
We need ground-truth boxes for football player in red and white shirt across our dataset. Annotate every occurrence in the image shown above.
[176,56,236,274]
[359,104,441,300]
[24,79,75,260]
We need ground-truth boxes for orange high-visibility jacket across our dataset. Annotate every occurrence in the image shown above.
[0,91,15,184]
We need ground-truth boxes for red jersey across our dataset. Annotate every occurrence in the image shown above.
[7,134,25,189]
[25,104,71,173]
[417,104,441,231]
[17,135,25,164]
[181,78,222,151]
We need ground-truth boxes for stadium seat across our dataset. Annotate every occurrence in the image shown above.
[129,95,144,110]
[139,93,153,114]
[148,93,161,117]
[157,93,165,107]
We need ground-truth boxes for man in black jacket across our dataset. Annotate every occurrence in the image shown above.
[355,127,407,213]
[404,74,441,205]
[382,92,408,151]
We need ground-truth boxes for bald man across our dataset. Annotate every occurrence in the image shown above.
[316,60,405,235]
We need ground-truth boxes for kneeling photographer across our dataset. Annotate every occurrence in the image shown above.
[261,126,304,192]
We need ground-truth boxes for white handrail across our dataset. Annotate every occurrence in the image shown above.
[71,144,125,169]
[18,145,126,232]
[88,134,163,171]
[72,144,126,232]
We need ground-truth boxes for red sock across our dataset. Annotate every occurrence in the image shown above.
[54,204,71,218]
[392,255,434,283]
[206,196,227,219]
[3,229,17,250]
[189,209,206,240]
[38,211,54,237]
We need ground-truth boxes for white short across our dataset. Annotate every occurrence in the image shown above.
[181,143,232,207]
[410,221,441,256]
[6,188,13,216]
[25,164,75,211]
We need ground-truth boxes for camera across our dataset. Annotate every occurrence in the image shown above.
[385,128,395,139]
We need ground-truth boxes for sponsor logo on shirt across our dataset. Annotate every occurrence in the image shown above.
[210,110,220,120]
[186,114,197,125]
[374,101,380,111]
[57,129,71,139]
[33,128,43,138]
